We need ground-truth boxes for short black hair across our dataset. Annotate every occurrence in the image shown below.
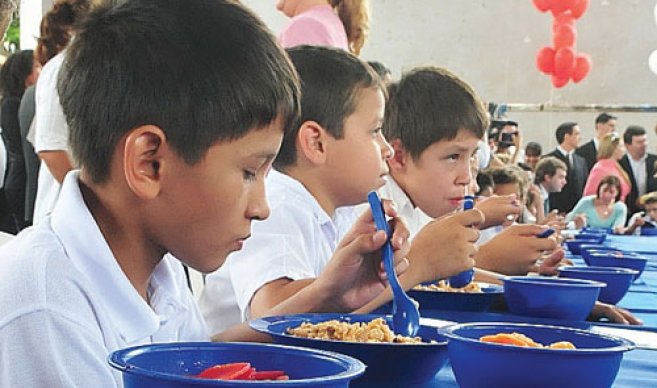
[596,112,616,124]
[623,125,646,145]
[555,122,578,144]
[525,141,542,156]
[274,45,381,169]
[367,60,391,80]
[383,66,488,160]
[0,50,34,98]
[59,0,300,183]
[476,172,494,195]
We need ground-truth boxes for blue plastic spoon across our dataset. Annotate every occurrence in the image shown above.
[367,191,420,337]
[448,195,476,288]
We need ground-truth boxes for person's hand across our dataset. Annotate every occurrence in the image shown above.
[314,200,411,312]
[534,249,572,276]
[543,210,564,225]
[475,194,521,229]
[475,224,558,275]
[572,214,587,229]
[402,209,484,286]
[589,302,643,325]
[634,217,646,227]
[513,130,522,149]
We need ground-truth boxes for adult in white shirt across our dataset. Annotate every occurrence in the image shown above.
[33,51,74,224]
[619,125,657,217]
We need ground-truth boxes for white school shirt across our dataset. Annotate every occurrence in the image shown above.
[377,176,433,239]
[0,171,208,388]
[628,154,647,196]
[199,170,355,334]
[33,52,70,224]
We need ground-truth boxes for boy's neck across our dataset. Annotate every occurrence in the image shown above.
[283,166,338,217]
[79,176,163,302]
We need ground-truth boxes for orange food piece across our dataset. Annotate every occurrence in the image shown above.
[548,341,576,349]
[480,332,576,349]
[480,333,541,347]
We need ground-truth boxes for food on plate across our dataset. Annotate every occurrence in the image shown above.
[287,317,425,344]
[413,280,482,293]
[196,362,289,380]
[479,332,576,349]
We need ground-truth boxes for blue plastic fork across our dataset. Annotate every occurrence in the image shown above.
[367,191,420,337]
[448,195,475,288]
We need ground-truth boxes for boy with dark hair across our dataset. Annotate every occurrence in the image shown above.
[199,47,476,333]
[377,66,557,276]
[0,1,405,384]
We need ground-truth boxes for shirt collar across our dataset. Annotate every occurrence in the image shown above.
[268,169,334,227]
[557,145,572,157]
[50,171,186,343]
[538,183,549,198]
[379,176,432,237]
[629,153,647,164]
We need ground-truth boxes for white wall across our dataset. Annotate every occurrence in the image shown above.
[20,0,53,50]
[241,0,657,154]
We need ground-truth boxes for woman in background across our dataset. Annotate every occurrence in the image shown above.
[583,132,631,202]
[568,175,627,231]
[0,50,39,232]
[277,0,369,55]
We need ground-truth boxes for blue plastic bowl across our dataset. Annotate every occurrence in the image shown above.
[641,227,657,236]
[503,276,604,321]
[407,282,504,312]
[564,240,601,255]
[583,252,647,280]
[108,342,365,387]
[574,232,606,243]
[442,322,634,388]
[249,314,448,384]
[558,266,638,304]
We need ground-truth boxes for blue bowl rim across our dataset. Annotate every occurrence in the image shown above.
[108,341,366,385]
[249,313,449,347]
[586,253,647,261]
[441,322,635,354]
[558,266,639,275]
[503,276,606,288]
[409,281,504,295]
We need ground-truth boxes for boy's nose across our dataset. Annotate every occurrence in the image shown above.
[247,182,271,221]
[380,136,394,160]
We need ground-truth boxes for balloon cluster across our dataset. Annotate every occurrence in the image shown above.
[533,0,592,88]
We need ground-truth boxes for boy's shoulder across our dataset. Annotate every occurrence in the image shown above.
[0,224,89,323]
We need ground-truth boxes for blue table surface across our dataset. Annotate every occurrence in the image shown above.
[365,235,657,387]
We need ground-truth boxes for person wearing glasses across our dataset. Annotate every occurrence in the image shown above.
[583,132,631,202]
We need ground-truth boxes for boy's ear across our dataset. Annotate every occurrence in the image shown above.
[297,120,329,164]
[387,138,408,171]
[123,125,167,199]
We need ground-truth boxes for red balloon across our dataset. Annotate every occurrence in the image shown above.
[552,75,569,88]
[554,47,576,79]
[552,13,575,33]
[553,23,576,49]
[533,0,551,12]
[536,47,556,74]
[571,0,590,19]
[571,53,592,82]
[550,0,576,16]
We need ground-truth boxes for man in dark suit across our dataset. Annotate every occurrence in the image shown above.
[576,112,617,173]
[544,122,588,214]
[619,125,657,217]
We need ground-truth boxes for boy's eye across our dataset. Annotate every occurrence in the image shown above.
[243,170,257,182]
[446,154,460,161]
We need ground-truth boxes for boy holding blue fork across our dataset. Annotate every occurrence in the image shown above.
[200,46,483,335]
